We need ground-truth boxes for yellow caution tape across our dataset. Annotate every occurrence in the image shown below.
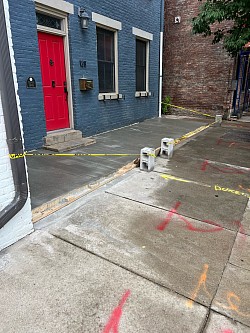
[9,152,155,159]
[174,122,216,145]
[9,117,216,160]
[164,103,214,118]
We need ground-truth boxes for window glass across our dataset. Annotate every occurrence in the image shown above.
[97,28,115,93]
[36,12,61,30]
[136,39,147,91]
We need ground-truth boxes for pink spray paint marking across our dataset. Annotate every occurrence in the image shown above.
[221,330,234,333]
[103,290,131,333]
[217,138,250,150]
[233,221,247,248]
[156,201,223,232]
[201,160,248,174]
[234,220,246,235]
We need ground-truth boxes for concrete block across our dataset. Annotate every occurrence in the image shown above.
[140,147,155,172]
[160,138,174,158]
[215,115,222,126]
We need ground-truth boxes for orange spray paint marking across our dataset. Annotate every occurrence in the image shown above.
[103,290,131,333]
[216,292,250,318]
[156,202,223,233]
[239,185,250,193]
[186,264,212,308]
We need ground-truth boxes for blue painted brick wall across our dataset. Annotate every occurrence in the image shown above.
[8,0,46,150]
[8,0,161,148]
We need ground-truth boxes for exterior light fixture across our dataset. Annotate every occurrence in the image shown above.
[78,7,90,29]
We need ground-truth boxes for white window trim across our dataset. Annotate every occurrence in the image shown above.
[92,12,122,30]
[35,2,74,130]
[34,0,74,14]
[94,15,121,100]
[37,25,66,36]
[133,27,153,97]
[132,27,153,41]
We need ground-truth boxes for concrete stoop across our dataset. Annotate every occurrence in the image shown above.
[43,129,96,152]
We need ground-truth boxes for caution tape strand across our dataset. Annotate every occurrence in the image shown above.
[163,103,214,118]
[9,152,144,159]
[8,120,216,159]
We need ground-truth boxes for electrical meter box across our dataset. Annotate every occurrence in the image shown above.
[79,78,93,91]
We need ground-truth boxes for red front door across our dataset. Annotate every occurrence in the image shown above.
[38,32,69,131]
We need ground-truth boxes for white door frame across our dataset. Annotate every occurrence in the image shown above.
[35,1,74,131]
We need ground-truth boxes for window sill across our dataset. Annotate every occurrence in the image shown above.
[135,91,151,97]
[98,93,124,101]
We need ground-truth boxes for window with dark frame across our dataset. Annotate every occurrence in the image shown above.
[136,39,147,91]
[97,27,115,93]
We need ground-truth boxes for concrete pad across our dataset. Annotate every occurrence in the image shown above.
[154,154,250,190]
[27,155,125,208]
[0,230,208,333]
[229,233,250,271]
[175,127,250,168]
[49,192,235,306]
[106,169,247,232]
[204,311,250,332]
[241,201,250,236]
[212,264,250,327]
[27,117,209,209]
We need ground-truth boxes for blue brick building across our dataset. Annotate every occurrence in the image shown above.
[7,0,162,150]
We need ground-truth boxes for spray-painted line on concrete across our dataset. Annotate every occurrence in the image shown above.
[165,103,214,118]
[161,174,250,199]
[161,174,212,188]
[187,264,250,319]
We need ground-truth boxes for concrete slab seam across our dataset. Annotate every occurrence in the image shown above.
[52,232,210,311]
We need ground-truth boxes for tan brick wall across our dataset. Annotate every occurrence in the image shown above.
[163,0,235,115]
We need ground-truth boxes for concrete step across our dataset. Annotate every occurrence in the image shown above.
[43,129,96,152]
[43,137,96,152]
[44,129,83,146]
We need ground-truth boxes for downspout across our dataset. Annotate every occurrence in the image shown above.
[158,0,165,117]
[0,0,28,229]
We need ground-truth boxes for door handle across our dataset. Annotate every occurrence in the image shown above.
[52,80,55,88]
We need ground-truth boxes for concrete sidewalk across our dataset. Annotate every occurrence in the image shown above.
[1,118,250,333]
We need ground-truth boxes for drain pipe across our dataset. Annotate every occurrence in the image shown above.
[158,0,164,118]
[0,0,28,229]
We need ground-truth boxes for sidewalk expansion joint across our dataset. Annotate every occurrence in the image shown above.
[228,262,250,273]
[207,229,239,318]
[52,232,209,311]
[104,191,239,234]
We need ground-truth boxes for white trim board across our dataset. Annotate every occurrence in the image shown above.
[34,0,74,14]
[132,27,153,41]
[92,12,122,30]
